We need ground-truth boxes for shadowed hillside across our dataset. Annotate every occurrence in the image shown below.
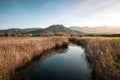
[45,25,84,35]
[0,28,40,34]
[0,25,84,36]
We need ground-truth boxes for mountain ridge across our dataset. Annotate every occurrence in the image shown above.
[0,25,84,36]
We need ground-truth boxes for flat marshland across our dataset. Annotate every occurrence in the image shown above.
[1,36,120,80]
[70,37,120,80]
[0,37,68,80]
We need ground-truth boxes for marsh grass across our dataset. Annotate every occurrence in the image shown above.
[69,37,120,80]
[11,46,68,80]
[0,37,68,80]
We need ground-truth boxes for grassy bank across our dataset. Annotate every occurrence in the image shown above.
[11,45,68,80]
[69,37,120,80]
[0,37,68,80]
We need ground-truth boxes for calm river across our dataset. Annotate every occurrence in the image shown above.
[19,44,91,80]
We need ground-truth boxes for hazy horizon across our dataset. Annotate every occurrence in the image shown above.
[0,0,120,29]
[1,25,120,30]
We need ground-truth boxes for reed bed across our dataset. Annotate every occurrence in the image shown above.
[69,37,120,80]
[0,37,68,80]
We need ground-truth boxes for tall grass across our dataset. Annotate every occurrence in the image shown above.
[69,37,120,80]
[11,45,68,80]
[0,37,68,80]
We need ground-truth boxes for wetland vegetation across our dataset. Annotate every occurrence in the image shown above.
[70,37,120,80]
[0,37,68,80]
[0,35,120,80]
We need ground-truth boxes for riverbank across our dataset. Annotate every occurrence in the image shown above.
[0,37,68,80]
[69,37,120,80]
[15,45,91,80]
[11,46,68,80]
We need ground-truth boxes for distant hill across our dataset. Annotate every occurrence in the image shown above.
[69,26,120,34]
[27,25,84,35]
[0,28,23,34]
[22,28,41,33]
[26,29,53,36]
[0,25,84,36]
[0,28,41,34]
[44,25,84,35]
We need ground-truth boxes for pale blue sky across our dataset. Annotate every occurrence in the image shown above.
[0,0,120,29]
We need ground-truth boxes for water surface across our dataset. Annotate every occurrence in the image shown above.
[21,45,91,80]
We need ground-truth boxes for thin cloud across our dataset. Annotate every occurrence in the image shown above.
[0,0,120,29]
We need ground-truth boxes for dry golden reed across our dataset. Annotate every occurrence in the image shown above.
[0,37,68,80]
[70,37,120,80]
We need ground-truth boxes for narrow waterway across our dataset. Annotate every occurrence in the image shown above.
[20,45,91,80]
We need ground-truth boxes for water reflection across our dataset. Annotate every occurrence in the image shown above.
[12,45,91,80]
[11,46,68,80]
